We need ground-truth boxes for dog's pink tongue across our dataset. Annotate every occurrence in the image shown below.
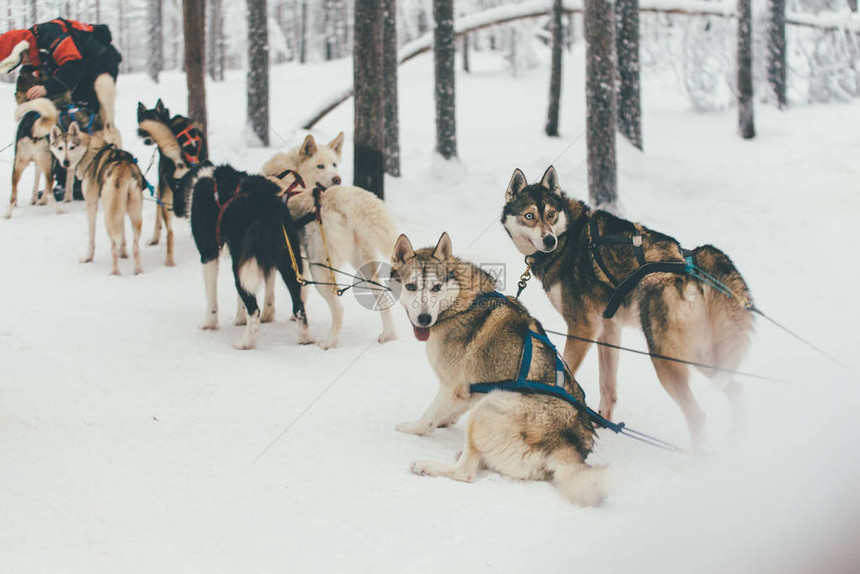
[413,326,431,342]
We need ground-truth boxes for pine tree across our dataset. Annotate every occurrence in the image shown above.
[247,0,270,146]
[354,0,385,197]
[615,0,642,149]
[383,0,401,177]
[545,0,563,137]
[433,0,457,160]
[585,0,618,207]
[737,0,755,138]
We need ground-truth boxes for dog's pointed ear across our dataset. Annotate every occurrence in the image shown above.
[137,102,146,122]
[298,134,317,163]
[505,169,528,203]
[328,132,344,157]
[540,165,561,195]
[50,124,62,143]
[155,99,165,114]
[432,232,453,261]
[68,121,80,136]
[392,234,415,265]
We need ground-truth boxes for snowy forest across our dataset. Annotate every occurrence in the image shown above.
[1,1,859,573]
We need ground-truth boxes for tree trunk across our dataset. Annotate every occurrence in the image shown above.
[434,0,457,160]
[849,0,857,12]
[585,0,618,207]
[183,0,208,140]
[29,1,38,26]
[148,0,163,83]
[247,0,269,146]
[383,0,400,177]
[94,0,99,21]
[767,0,787,108]
[462,33,470,73]
[299,0,307,64]
[545,0,563,137]
[207,0,225,81]
[737,0,755,138]
[354,0,385,197]
[615,0,642,150]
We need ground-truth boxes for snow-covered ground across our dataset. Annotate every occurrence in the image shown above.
[1,47,859,573]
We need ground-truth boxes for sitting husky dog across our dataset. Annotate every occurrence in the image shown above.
[5,97,58,218]
[391,232,606,506]
[136,99,208,267]
[502,166,753,448]
[172,163,312,349]
[51,121,144,275]
[262,133,397,349]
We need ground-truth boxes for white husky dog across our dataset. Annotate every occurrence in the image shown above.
[262,133,398,349]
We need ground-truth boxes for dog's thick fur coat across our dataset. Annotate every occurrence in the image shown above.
[502,166,754,448]
[262,133,397,349]
[5,98,58,218]
[391,232,607,505]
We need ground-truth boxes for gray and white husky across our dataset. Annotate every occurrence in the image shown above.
[502,166,753,448]
[390,232,607,505]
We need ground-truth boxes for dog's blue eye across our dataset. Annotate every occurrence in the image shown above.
[524,213,534,220]
[405,283,417,292]
[431,284,442,293]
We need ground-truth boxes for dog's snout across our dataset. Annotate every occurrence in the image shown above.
[543,235,557,249]
[332,175,342,185]
[62,159,70,168]
[417,313,432,327]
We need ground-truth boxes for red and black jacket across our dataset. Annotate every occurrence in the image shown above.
[29,19,94,97]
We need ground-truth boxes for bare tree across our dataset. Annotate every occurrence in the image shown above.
[148,0,163,83]
[247,0,269,146]
[462,34,470,73]
[383,0,400,177]
[434,0,457,160]
[207,0,225,81]
[737,0,755,138]
[615,0,642,149]
[299,0,307,64]
[545,0,563,137]
[585,0,618,207]
[354,0,385,197]
[29,1,38,26]
[767,0,787,108]
[183,0,208,139]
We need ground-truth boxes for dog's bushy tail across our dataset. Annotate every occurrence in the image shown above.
[15,98,59,139]
[547,451,609,507]
[691,245,755,370]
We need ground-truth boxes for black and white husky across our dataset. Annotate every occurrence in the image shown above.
[173,163,312,349]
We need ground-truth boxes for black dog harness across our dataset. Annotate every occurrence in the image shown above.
[587,219,692,319]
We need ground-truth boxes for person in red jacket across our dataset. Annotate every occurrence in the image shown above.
[0,18,121,129]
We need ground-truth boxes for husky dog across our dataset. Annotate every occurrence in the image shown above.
[136,99,207,267]
[5,97,59,218]
[171,163,312,349]
[51,121,145,275]
[501,166,753,447]
[262,133,397,349]
[390,232,606,505]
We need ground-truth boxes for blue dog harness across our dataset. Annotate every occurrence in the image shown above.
[467,292,624,432]
[467,292,679,450]
[58,104,96,133]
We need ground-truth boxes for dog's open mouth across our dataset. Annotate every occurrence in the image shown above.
[413,326,430,341]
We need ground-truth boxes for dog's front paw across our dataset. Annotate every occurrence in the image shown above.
[297,331,316,345]
[233,337,256,350]
[146,237,159,247]
[318,336,340,350]
[396,421,432,436]
[377,330,397,344]
[200,313,219,330]
[260,307,276,323]
[79,254,94,264]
